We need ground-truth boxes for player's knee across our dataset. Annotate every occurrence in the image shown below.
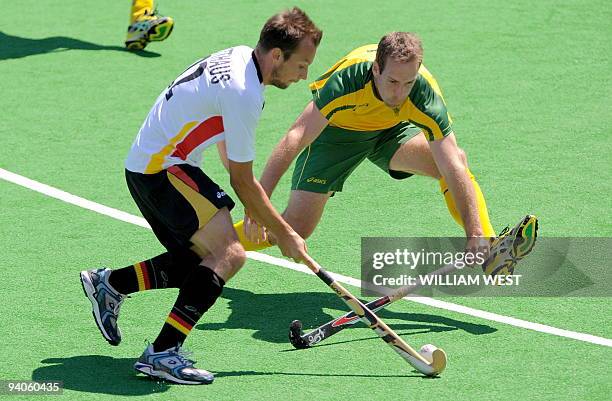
[226,241,247,270]
[291,221,315,239]
[281,211,311,238]
[430,164,442,179]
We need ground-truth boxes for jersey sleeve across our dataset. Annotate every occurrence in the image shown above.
[218,87,262,162]
[409,74,453,141]
[309,61,371,120]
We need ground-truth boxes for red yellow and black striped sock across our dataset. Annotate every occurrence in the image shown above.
[153,266,225,352]
[107,252,199,295]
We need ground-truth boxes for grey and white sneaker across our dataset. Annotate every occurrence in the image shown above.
[134,344,214,385]
[80,268,126,346]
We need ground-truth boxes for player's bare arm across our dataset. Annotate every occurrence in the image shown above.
[241,101,327,243]
[428,132,483,238]
[218,100,326,199]
[228,159,308,261]
[259,101,328,197]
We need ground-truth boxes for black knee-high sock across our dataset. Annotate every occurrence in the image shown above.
[108,251,200,295]
[153,266,225,352]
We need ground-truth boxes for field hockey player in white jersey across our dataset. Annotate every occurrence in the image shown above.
[80,7,322,385]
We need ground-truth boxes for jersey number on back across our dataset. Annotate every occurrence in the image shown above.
[165,59,208,101]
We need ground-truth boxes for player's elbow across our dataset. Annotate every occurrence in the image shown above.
[274,130,305,160]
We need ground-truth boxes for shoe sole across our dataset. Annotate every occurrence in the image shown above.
[125,19,173,50]
[513,215,538,259]
[148,20,174,42]
[482,249,516,276]
[483,215,539,276]
[489,257,516,277]
[80,271,120,346]
[134,363,213,385]
[125,40,147,50]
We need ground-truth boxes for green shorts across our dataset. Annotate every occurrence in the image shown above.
[291,122,423,193]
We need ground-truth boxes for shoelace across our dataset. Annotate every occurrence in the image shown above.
[498,226,510,237]
[140,341,196,366]
[143,7,164,19]
[112,295,129,317]
[97,271,127,317]
[491,226,511,247]
[172,348,197,367]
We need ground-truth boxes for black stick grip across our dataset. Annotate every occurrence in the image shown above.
[315,268,335,285]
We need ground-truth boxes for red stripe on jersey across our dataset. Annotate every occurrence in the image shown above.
[172,116,224,161]
[167,165,200,192]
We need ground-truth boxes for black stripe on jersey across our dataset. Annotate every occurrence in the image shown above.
[252,51,263,83]
[165,59,208,100]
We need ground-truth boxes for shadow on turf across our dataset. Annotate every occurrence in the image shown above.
[214,370,428,379]
[32,355,428,392]
[32,355,170,395]
[0,31,160,60]
[196,287,496,344]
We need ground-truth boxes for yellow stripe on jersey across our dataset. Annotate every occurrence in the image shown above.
[310,44,453,140]
[419,66,444,98]
[405,100,447,140]
[310,44,377,92]
[419,66,453,124]
[144,121,198,174]
[311,57,370,91]
[317,88,360,120]
[319,82,402,131]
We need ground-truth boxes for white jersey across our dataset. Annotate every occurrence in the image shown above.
[125,46,265,173]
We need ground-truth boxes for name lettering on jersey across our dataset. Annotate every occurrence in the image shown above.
[209,48,234,84]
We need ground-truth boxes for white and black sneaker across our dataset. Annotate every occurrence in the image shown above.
[80,268,126,346]
[134,344,214,385]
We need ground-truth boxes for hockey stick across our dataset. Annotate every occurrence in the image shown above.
[290,215,538,349]
[302,256,447,376]
[290,262,458,349]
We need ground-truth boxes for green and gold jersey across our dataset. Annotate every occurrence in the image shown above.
[309,44,453,141]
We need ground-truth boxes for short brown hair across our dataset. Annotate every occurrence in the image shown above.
[375,32,423,72]
[257,7,323,59]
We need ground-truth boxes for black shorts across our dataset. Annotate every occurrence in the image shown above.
[125,164,235,254]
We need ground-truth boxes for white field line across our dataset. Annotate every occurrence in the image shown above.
[2,167,611,348]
